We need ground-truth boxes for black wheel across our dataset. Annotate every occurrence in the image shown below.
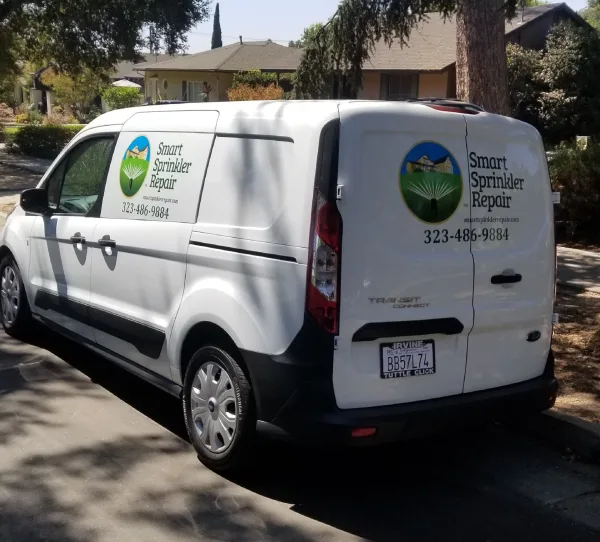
[0,255,31,338]
[183,346,255,472]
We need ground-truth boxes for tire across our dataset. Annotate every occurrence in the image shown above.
[183,346,256,473]
[0,255,31,338]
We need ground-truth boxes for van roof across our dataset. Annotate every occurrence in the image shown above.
[84,100,500,137]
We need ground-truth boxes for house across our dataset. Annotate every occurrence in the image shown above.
[111,54,182,91]
[358,2,591,101]
[138,40,303,102]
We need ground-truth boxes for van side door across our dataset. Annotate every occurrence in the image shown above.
[28,133,116,341]
[88,111,217,378]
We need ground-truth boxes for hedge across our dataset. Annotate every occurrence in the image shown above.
[11,125,84,159]
[549,142,600,242]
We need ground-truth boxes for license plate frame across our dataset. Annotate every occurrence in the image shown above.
[380,339,436,379]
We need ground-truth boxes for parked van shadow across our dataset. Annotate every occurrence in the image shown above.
[14,324,188,441]
[5,328,598,541]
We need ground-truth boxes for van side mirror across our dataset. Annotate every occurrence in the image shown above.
[20,188,50,215]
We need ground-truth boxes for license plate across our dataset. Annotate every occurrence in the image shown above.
[380,340,436,379]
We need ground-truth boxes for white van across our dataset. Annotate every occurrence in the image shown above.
[0,100,558,471]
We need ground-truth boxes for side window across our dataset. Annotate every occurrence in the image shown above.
[56,137,114,215]
[46,161,66,209]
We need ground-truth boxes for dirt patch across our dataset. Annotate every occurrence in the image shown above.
[553,285,600,423]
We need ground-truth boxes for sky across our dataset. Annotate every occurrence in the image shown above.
[185,0,591,53]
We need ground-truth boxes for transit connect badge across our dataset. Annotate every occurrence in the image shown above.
[399,142,463,224]
[120,136,151,197]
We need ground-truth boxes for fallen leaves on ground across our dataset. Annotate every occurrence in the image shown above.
[553,286,600,423]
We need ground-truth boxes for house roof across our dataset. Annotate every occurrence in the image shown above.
[364,2,582,72]
[112,54,183,79]
[138,41,303,73]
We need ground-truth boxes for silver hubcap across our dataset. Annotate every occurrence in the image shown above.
[191,361,237,453]
[1,265,19,326]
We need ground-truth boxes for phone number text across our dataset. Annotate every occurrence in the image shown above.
[122,202,170,220]
[425,228,510,244]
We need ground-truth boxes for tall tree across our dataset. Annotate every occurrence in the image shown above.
[289,24,324,48]
[0,0,211,79]
[457,0,509,115]
[296,0,522,115]
[211,3,223,49]
[582,0,600,32]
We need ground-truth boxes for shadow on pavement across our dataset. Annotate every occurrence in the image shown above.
[1,326,599,541]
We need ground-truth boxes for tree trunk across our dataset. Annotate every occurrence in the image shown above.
[456,0,509,115]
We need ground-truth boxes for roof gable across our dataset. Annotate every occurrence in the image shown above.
[139,41,302,73]
[365,2,585,72]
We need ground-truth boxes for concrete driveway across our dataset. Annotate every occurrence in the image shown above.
[1,325,600,541]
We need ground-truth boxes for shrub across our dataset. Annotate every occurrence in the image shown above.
[14,113,28,124]
[43,106,77,125]
[226,83,284,101]
[27,109,43,125]
[13,125,84,159]
[102,87,142,110]
[0,103,15,123]
[507,23,600,143]
[549,142,600,241]
[232,69,277,88]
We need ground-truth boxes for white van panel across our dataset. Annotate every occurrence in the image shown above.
[333,103,474,409]
[122,110,218,133]
[196,136,312,248]
[464,114,554,392]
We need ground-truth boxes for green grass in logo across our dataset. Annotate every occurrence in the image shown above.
[120,157,149,197]
[400,171,463,224]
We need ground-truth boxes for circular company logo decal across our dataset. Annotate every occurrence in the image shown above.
[120,136,151,197]
[399,141,463,224]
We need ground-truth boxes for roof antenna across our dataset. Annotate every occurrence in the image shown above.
[239,35,243,44]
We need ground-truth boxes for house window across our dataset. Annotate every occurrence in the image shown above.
[187,81,204,102]
[380,74,419,101]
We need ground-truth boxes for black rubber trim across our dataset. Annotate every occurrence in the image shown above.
[240,313,335,422]
[189,241,297,263]
[88,306,165,359]
[352,317,464,342]
[491,274,522,285]
[250,346,557,445]
[37,315,181,397]
[215,133,294,143]
[34,290,165,359]
[34,290,89,324]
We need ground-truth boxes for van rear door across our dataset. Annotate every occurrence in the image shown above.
[333,103,474,409]
[463,114,554,393]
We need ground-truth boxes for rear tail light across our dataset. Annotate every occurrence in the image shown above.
[306,191,341,334]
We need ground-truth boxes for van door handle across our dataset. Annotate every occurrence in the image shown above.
[70,235,85,244]
[352,318,464,342]
[491,273,522,285]
[98,238,116,248]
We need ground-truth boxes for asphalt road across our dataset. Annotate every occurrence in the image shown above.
[1,324,600,542]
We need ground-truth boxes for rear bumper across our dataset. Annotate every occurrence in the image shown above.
[243,322,558,445]
[259,373,558,446]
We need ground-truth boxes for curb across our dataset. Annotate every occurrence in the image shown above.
[509,410,600,463]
